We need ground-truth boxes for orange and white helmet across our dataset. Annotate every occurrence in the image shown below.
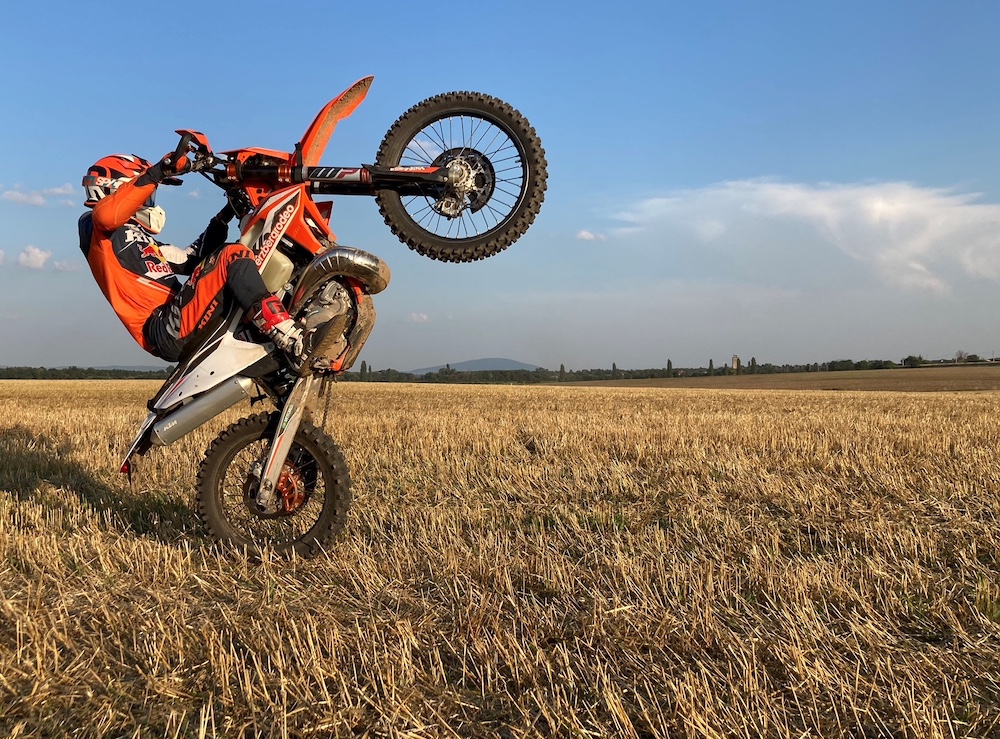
[82,154,166,233]
[82,154,150,206]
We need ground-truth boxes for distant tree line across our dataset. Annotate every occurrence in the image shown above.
[0,366,172,380]
[343,354,1000,384]
[4,353,994,384]
[341,357,911,384]
[345,363,557,384]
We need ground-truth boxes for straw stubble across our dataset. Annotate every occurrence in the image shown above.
[0,380,997,737]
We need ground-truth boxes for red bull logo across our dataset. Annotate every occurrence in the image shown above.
[146,262,174,275]
[143,261,173,278]
[139,244,161,259]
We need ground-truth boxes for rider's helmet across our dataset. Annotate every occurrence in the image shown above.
[82,154,166,234]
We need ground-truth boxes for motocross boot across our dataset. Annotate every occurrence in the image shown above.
[249,296,306,369]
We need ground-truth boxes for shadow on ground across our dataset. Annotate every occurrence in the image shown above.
[0,425,200,544]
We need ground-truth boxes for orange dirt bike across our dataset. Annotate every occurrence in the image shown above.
[119,77,547,555]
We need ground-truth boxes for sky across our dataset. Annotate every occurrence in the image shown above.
[2,1,1000,371]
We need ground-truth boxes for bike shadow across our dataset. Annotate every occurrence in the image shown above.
[0,425,200,544]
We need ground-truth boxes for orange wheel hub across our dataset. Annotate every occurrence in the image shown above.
[276,463,306,514]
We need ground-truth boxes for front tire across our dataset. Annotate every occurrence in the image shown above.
[375,91,547,263]
[196,412,352,557]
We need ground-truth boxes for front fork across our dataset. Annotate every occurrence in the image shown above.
[253,373,320,514]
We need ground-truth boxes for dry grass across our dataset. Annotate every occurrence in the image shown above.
[0,379,998,738]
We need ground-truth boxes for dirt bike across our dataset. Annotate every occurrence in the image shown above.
[118,76,547,556]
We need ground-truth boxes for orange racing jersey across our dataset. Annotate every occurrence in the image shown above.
[78,178,212,352]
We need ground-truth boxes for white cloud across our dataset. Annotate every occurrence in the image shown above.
[612,179,1000,295]
[3,190,46,206]
[0,250,5,265]
[576,229,606,241]
[53,260,82,272]
[188,189,201,199]
[1,183,77,206]
[18,245,52,269]
[407,312,430,323]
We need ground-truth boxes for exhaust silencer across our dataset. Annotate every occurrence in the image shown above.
[151,376,255,446]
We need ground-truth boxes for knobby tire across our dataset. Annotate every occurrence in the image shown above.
[375,91,547,263]
[196,412,352,557]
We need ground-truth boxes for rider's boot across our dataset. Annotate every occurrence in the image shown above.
[250,296,306,369]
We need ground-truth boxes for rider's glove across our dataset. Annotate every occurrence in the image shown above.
[137,152,190,187]
[213,202,237,224]
[200,203,237,253]
[203,215,229,252]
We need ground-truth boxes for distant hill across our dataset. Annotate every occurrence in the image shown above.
[408,358,541,375]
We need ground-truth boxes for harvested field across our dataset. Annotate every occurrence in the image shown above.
[0,379,998,737]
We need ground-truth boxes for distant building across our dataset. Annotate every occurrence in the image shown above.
[732,355,741,372]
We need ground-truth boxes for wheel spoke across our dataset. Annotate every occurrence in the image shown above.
[394,112,528,240]
[218,440,327,547]
[374,92,547,262]
[406,137,439,164]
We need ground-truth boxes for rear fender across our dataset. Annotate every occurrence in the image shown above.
[120,410,158,474]
[154,330,268,410]
[149,308,268,412]
[121,322,268,472]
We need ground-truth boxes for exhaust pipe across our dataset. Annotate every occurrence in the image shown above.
[151,376,255,446]
[291,244,391,308]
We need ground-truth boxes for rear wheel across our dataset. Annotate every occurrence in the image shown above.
[375,91,547,263]
[196,412,351,557]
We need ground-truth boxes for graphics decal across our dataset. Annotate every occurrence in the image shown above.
[253,191,300,269]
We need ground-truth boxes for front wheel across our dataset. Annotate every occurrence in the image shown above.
[375,91,548,263]
[196,412,352,557]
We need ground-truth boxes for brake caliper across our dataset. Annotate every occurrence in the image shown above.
[276,463,307,514]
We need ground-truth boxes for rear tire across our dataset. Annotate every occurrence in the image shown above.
[375,91,547,263]
[196,412,351,557]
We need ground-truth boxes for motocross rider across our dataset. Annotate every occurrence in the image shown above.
[79,152,306,365]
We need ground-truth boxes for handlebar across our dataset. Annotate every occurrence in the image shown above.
[217,162,450,195]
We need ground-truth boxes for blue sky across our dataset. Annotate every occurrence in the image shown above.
[3,1,1000,370]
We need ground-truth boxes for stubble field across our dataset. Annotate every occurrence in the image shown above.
[0,377,998,738]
